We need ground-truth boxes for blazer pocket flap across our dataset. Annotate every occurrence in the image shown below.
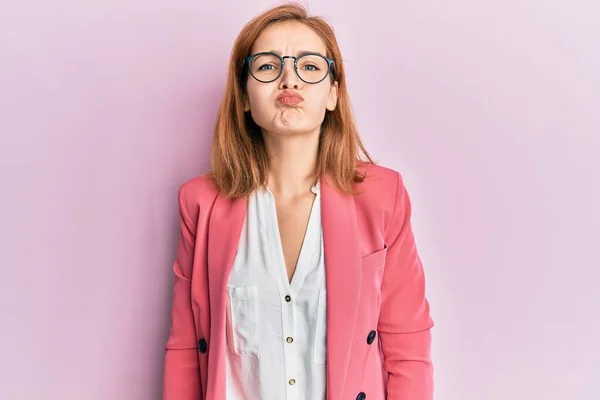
[361,245,388,272]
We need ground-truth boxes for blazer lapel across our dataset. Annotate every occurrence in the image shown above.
[321,174,362,400]
[205,190,247,399]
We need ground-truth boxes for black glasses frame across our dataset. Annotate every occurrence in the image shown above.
[242,51,335,84]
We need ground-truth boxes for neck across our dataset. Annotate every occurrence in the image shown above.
[263,128,319,200]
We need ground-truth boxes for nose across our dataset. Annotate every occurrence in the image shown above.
[279,57,300,88]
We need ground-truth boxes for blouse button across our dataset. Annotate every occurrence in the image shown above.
[285,295,291,302]
[286,336,294,343]
[289,378,296,385]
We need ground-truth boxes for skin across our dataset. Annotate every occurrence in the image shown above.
[243,20,339,282]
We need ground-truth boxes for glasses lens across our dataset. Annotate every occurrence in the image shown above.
[296,54,329,83]
[249,53,282,82]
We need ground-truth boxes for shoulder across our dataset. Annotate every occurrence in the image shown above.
[176,173,219,218]
[354,162,412,230]
[356,162,408,205]
[357,162,405,189]
[178,173,217,199]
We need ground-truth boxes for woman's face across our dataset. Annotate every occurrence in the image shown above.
[243,21,338,137]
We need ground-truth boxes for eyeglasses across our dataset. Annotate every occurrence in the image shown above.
[243,52,335,84]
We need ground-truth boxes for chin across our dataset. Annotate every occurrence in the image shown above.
[275,125,319,136]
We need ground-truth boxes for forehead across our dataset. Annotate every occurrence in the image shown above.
[251,21,328,55]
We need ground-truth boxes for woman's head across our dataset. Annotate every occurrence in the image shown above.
[209,2,374,198]
[242,20,339,138]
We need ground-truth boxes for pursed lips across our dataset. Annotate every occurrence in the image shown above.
[277,90,304,106]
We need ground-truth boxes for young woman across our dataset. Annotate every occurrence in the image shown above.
[163,3,434,400]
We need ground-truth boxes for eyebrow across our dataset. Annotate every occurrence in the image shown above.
[265,49,327,58]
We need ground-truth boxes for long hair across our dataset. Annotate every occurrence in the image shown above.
[207,1,376,199]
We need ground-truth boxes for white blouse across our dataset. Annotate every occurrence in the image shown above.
[225,180,327,400]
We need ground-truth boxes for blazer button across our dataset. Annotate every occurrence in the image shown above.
[198,338,208,353]
[356,392,366,400]
[367,330,377,345]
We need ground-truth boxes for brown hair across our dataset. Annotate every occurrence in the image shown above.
[207,1,376,199]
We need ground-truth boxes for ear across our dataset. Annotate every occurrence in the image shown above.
[326,81,338,111]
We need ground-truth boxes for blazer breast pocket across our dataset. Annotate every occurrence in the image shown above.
[361,245,388,274]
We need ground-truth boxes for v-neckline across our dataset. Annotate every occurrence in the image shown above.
[267,182,320,290]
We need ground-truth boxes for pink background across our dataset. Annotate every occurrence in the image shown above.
[1,1,598,399]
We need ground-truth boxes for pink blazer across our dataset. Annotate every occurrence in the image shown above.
[162,163,434,400]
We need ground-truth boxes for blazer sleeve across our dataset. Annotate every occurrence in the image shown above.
[162,185,202,400]
[378,171,434,399]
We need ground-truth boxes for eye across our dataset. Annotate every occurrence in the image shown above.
[257,63,278,71]
[302,64,320,71]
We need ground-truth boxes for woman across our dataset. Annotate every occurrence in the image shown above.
[163,3,434,400]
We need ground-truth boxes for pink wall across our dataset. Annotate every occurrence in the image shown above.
[1,1,598,399]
